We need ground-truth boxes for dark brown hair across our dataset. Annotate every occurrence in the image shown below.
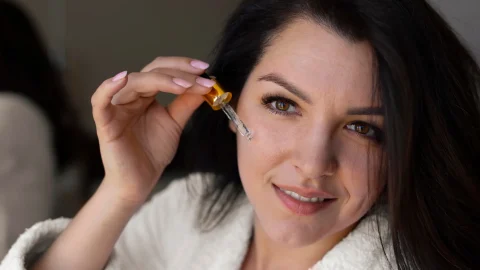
[177,0,480,269]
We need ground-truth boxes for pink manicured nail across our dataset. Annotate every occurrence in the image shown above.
[196,77,216,88]
[172,77,193,88]
[112,71,127,82]
[190,60,209,70]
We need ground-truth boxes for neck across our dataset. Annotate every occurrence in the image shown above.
[243,217,357,270]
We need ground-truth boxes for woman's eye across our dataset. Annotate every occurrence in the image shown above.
[346,122,383,142]
[261,95,298,115]
[272,100,295,112]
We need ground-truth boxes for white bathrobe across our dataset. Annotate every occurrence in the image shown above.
[0,173,396,270]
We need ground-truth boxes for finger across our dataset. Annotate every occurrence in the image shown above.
[141,56,210,75]
[111,70,214,105]
[91,71,128,126]
[166,93,206,129]
[151,68,217,94]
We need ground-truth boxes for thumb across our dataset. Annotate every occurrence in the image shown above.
[166,93,205,129]
[92,71,129,127]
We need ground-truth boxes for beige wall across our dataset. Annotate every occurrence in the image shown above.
[13,0,241,133]
[65,0,242,132]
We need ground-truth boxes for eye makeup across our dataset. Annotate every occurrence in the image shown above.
[260,92,384,143]
[261,93,300,116]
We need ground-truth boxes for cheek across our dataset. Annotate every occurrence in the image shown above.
[236,116,289,178]
[235,102,296,189]
[339,140,384,206]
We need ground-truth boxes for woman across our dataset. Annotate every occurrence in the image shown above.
[2,0,479,269]
[0,1,89,256]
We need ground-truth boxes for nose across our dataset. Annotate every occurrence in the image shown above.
[293,127,338,180]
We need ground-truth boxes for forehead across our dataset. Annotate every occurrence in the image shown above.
[255,19,377,107]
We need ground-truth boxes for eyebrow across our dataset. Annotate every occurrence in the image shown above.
[258,72,384,116]
[258,73,313,104]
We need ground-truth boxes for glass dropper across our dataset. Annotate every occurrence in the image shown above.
[200,72,253,141]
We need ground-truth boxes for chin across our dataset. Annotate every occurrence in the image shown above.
[259,216,330,247]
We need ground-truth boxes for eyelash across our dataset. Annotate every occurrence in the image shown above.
[260,94,384,143]
[261,94,300,116]
[346,122,384,144]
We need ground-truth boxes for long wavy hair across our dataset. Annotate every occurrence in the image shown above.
[176,0,480,269]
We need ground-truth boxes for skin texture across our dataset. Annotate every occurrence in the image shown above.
[235,19,386,270]
[29,18,389,270]
[31,57,215,270]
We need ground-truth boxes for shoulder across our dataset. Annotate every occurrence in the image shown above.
[111,173,253,269]
[0,92,51,142]
[126,172,217,235]
[0,92,53,174]
[0,92,47,120]
[114,172,221,266]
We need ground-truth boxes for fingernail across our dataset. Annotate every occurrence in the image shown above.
[112,71,127,82]
[172,77,193,88]
[196,77,216,88]
[190,60,209,70]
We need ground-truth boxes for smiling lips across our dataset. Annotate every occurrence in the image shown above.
[273,184,336,216]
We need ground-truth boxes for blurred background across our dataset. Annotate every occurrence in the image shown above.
[0,0,478,258]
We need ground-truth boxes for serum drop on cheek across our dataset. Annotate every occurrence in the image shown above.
[201,72,253,141]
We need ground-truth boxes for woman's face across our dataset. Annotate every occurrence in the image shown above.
[235,19,386,247]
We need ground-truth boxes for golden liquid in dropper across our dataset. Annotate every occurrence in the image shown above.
[203,77,232,110]
[201,73,253,140]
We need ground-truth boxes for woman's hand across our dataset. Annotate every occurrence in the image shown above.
[91,56,214,205]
